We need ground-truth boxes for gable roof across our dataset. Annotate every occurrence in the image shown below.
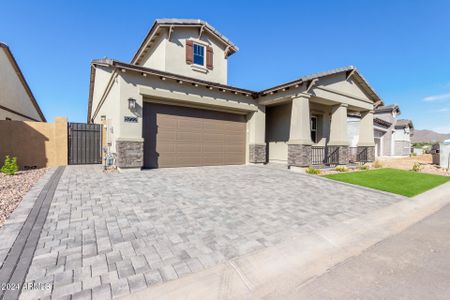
[396,119,414,129]
[87,58,255,121]
[375,104,400,114]
[0,42,46,122]
[88,60,385,122]
[131,19,239,65]
[259,66,384,105]
[374,117,393,128]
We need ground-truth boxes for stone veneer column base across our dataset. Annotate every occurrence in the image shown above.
[328,145,349,165]
[249,144,267,163]
[357,146,375,162]
[116,140,144,169]
[288,144,312,167]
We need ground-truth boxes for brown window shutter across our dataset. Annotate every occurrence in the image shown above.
[206,46,213,70]
[186,40,193,64]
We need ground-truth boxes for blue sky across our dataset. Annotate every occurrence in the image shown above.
[1,1,450,132]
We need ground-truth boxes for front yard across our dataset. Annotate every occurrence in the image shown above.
[324,168,450,197]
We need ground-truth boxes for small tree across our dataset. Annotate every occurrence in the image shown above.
[1,155,19,175]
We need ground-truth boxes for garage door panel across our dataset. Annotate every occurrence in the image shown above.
[203,144,224,153]
[224,134,246,144]
[177,119,203,131]
[144,102,246,168]
[157,115,178,129]
[176,131,202,142]
[224,145,245,153]
[156,143,176,153]
[176,143,202,153]
[203,133,225,143]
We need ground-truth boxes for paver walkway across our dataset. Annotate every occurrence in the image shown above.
[11,165,402,299]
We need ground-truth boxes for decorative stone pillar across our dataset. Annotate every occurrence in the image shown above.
[116,139,144,169]
[328,103,349,165]
[288,95,313,167]
[248,106,267,163]
[357,110,375,162]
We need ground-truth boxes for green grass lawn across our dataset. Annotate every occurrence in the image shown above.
[323,168,450,197]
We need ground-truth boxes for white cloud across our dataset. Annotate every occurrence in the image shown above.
[430,107,450,112]
[432,126,450,134]
[423,92,450,102]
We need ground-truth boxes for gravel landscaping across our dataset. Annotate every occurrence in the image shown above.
[0,168,47,227]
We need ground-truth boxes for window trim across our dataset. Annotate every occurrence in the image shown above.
[193,43,206,67]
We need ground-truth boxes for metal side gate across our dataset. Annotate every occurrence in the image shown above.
[68,123,102,164]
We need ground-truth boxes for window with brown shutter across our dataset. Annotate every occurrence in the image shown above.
[206,46,213,70]
[186,40,193,64]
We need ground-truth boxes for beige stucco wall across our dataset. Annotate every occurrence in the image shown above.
[0,49,42,121]
[266,100,333,163]
[93,71,259,163]
[92,70,120,153]
[140,28,229,84]
[0,117,67,168]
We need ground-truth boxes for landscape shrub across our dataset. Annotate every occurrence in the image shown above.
[411,162,422,172]
[335,166,349,172]
[1,155,19,175]
[305,167,321,175]
[372,160,383,168]
[358,164,369,171]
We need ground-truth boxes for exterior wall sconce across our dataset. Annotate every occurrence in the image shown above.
[128,98,136,110]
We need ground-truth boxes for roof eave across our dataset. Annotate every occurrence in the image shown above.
[0,42,46,122]
[131,20,238,66]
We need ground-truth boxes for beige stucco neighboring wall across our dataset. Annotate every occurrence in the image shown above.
[0,49,43,121]
[0,109,32,121]
[140,28,229,84]
[0,117,67,168]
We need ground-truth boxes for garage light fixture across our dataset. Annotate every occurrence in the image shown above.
[128,98,137,110]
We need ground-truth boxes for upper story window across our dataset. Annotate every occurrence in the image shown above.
[193,43,205,66]
[186,40,213,70]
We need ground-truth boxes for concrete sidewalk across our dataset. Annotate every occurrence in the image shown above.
[283,201,450,299]
[122,181,450,300]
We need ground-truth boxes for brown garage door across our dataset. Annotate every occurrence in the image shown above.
[143,102,246,168]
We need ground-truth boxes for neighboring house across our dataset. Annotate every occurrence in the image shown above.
[372,104,400,157]
[88,19,383,170]
[0,42,46,122]
[394,119,414,156]
[348,104,414,158]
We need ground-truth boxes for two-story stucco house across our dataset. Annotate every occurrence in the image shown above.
[88,19,384,170]
[0,42,46,122]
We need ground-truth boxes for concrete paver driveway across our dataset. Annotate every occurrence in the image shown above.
[19,165,402,299]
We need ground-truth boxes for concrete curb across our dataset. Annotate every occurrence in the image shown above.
[121,181,450,300]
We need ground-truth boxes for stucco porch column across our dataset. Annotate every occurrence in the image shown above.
[357,110,376,162]
[248,105,266,163]
[288,95,313,167]
[328,103,349,165]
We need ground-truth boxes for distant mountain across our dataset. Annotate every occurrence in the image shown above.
[412,129,450,143]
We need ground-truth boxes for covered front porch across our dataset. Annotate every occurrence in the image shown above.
[260,67,379,167]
